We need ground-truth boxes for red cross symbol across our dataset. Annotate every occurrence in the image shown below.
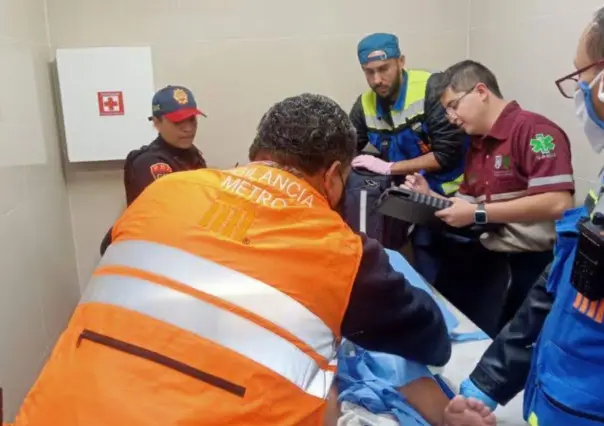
[104,97,118,111]
[97,91,125,116]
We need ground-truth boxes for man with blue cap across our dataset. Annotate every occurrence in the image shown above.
[345,33,469,286]
[349,33,467,196]
[99,85,207,255]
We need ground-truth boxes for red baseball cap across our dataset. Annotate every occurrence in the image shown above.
[149,85,207,122]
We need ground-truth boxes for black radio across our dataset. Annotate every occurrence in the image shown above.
[571,212,604,301]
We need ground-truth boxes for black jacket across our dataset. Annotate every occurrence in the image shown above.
[99,136,206,255]
[469,263,554,405]
[349,71,466,172]
[124,136,206,205]
[343,233,451,366]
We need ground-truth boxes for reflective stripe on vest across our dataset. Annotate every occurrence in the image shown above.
[83,240,337,399]
[361,97,425,131]
[441,174,464,196]
[585,167,604,215]
[586,189,598,215]
[361,69,431,132]
[586,167,604,218]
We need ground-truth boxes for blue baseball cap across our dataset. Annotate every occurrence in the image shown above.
[357,33,401,65]
[149,85,206,122]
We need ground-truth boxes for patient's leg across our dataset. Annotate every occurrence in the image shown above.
[443,396,496,426]
[397,377,450,426]
[323,381,341,426]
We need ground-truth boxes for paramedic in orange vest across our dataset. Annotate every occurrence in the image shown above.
[7,94,485,426]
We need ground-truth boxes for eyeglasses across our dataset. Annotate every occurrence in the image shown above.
[445,86,476,117]
[555,59,604,99]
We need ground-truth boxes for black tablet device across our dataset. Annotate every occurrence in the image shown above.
[375,187,502,237]
[375,186,452,226]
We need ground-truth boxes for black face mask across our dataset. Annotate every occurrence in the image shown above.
[335,169,348,216]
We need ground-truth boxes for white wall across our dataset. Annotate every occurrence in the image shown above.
[49,0,472,291]
[469,0,604,201]
[1,0,471,417]
[0,0,80,419]
[2,0,602,420]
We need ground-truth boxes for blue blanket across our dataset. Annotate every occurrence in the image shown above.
[336,249,488,425]
[384,249,460,333]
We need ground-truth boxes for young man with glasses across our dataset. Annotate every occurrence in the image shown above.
[405,60,575,336]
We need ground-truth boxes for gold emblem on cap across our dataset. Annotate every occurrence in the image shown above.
[173,88,189,105]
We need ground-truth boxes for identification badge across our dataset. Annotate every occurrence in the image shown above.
[150,162,173,180]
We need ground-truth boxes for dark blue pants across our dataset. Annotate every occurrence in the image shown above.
[498,250,553,329]
[424,234,552,337]
[411,226,457,285]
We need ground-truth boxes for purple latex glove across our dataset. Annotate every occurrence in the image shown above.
[351,155,393,175]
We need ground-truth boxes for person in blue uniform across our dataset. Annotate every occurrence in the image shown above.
[458,6,604,425]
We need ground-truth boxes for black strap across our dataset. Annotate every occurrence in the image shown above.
[379,137,391,161]
[353,166,382,177]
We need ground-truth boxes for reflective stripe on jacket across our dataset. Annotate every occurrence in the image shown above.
[361,69,465,195]
[11,163,362,426]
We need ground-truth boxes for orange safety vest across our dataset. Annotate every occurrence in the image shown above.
[9,163,363,426]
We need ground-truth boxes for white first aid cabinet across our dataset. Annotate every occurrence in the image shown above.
[56,46,157,162]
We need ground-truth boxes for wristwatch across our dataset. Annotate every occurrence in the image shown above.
[474,203,488,225]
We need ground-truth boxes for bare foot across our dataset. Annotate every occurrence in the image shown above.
[443,395,497,426]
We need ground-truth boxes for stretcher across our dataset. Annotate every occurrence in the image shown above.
[337,250,525,426]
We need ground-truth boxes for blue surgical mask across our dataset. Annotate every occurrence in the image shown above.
[575,70,604,153]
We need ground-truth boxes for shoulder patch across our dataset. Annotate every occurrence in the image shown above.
[150,162,173,180]
[529,133,556,159]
